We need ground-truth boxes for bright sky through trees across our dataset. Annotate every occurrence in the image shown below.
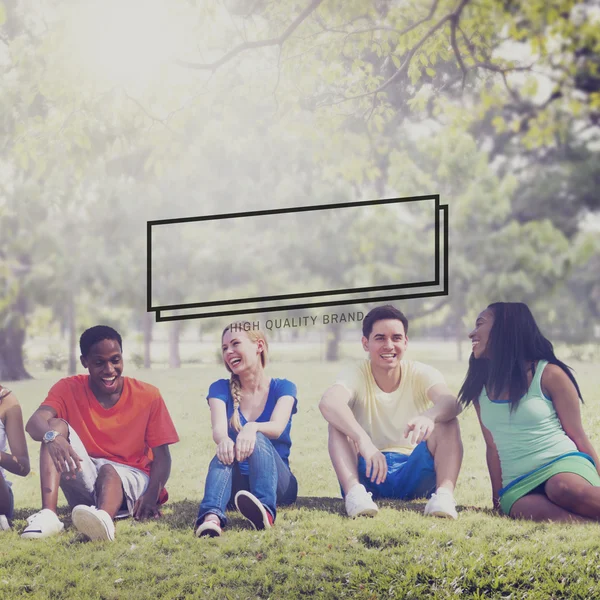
[64,0,185,87]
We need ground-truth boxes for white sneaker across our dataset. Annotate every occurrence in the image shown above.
[71,505,115,541]
[195,519,222,538]
[424,490,458,519]
[0,515,10,531]
[21,509,65,539]
[345,484,379,518]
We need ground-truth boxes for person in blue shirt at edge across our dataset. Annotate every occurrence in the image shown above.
[319,305,463,520]
[460,302,600,521]
[195,322,298,537]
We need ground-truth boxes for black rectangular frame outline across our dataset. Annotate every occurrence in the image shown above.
[147,195,439,311]
[147,195,439,310]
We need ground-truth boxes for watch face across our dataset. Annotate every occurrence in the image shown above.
[43,431,56,442]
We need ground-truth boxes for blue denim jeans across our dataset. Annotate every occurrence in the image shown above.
[196,432,297,527]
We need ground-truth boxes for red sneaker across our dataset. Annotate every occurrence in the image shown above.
[195,519,222,538]
[234,491,274,530]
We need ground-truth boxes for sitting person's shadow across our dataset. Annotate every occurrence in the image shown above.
[159,497,491,532]
[294,496,490,516]
[144,497,493,532]
[12,498,492,537]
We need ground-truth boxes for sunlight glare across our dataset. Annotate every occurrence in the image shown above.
[67,0,184,86]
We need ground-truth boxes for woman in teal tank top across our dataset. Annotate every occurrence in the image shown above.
[458,302,600,522]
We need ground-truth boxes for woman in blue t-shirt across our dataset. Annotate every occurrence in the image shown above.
[459,302,600,522]
[195,322,298,537]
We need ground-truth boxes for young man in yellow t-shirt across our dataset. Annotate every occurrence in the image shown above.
[319,305,463,519]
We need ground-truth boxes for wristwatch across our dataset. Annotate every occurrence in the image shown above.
[43,430,62,444]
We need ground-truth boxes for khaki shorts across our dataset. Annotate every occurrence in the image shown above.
[60,423,149,518]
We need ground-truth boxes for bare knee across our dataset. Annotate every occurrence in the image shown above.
[95,464,120,486]
[327,424,354,450]
[443,417,461,437]
[427,417,462,452]
[545,476,577,505]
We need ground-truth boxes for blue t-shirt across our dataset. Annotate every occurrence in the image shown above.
[207,378,298,475]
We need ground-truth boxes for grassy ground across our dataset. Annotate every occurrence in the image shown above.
[2,341,600,599]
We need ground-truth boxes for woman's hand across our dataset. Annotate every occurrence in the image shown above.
[492,495,502,514]
[216,438,235,465]
[235,422,258,462]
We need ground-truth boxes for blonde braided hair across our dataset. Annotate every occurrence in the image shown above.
[222,322,269,432]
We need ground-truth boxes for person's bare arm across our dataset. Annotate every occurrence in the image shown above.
[543,364,600,475]
[208,398,235,465]
[0,393,30,476]
[235,396,296,461]
[25,406,81,476]
[404,383,462,444]
[473,401,503,511]
[25,406,58,441]
[133,444,171,520]
[255,396,295,439]
[319,384,387,485]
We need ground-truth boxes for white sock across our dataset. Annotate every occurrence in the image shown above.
[347,483,366,496]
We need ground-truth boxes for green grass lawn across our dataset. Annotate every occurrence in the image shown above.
[2,342,600,599]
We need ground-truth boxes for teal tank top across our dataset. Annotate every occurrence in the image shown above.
[478,360,577,487]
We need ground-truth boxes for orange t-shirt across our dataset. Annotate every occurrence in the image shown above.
[41,375,179,475]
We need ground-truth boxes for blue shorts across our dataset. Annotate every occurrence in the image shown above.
[357,442,437,500]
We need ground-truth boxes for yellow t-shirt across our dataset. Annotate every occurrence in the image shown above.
[335,359,446,454]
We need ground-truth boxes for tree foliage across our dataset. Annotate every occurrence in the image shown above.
[1,0,599,377]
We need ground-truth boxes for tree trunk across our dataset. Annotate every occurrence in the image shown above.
[67,294,77,375]
[0,310,32,381]
[143,311,153,368]
[0,257,32,381]
[325,323,342,362]
[168,321,181,368]
[455,316,463,362]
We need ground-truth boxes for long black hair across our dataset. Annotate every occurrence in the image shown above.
[458,302,582,410]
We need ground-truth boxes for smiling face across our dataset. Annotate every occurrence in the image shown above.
[468,308,495,359]
[362,318,408,370]
[221,329,265,375]
[81,338,124,397]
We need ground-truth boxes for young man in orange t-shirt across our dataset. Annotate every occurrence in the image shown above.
[22,325,180,541]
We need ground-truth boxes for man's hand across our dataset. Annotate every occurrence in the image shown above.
[216,438,235,465]
[357,437,387,485]
[235,423,258,462]
[404,415,435,445]
[47,436,82,480]
[133,492,161,520]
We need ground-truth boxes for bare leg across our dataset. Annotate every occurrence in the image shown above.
[0,476,12,515]
[95,464,125,519]
[40,418,70,512]
[328,424,360,495]
[544,473,600,519]
[426,418,463,492]
[509,492,591,522]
